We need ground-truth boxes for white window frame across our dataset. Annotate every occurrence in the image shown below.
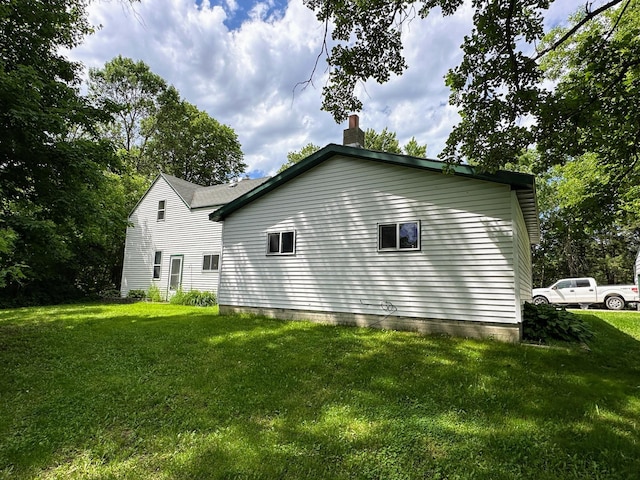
[202,253,220,272]
[377,221,421,251]
[157,200,166,221]
[152,251,162,279]
[266,230,296,255]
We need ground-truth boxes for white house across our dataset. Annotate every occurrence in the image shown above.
[120,173,267,299]
[209,118,540,342]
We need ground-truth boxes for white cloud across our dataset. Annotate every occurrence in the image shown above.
[67,0,574,177]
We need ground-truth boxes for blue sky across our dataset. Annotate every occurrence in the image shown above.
[198,0,290,30]
[68,0,583,179]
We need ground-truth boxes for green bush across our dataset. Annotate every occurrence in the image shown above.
[523,302,594,343]
[127,289,146,300]
[169,288,217,307]
[147,284,163,302]
[99,288,121,300]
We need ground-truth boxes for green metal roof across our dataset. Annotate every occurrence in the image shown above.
[209,144,540,243]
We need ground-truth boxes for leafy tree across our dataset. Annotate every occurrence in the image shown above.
[365,129,427,157]
[532,154,639,287]
[90,58,245,184]
[0,1,130,305]
[88,55,168,170]
[403,137,427,158]
[303,0,631,171]
[278,143,321,173]
[278,130,427,172]
[146,88,245,184]
[365,128,401,154]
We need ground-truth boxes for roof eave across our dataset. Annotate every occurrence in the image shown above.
[209,145,538,233]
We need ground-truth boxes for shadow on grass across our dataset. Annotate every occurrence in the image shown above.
[1,306,639,479]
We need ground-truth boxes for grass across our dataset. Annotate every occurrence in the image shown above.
[0,303,638,479]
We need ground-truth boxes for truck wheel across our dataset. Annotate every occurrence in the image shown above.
[605,295,625,310]
[533,296,549,305]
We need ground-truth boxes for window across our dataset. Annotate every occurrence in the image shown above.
[575,279,591,288]
[153,251,162,279]
[555,280,573,289]
[157,200,166,221]
[378,221,420,251]
[202,254,220,271]
[267,231,295,255]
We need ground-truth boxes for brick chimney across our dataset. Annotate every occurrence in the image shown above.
[343,114,365,148]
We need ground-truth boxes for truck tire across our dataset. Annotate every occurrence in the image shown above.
[533,296,549,305]
[605,295,625,310]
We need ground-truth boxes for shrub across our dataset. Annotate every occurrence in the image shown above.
[99,288,121,300]
[169,288,216,307]
[523,302,594,344]
[147,284,163,302]
[127,289,146,299]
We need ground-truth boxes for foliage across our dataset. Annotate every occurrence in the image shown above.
[88,55,168,168]
[0,0,133,306]
[99,288,122,300]
[303,0,631,172]
[0,227,25,289]
[146,87,246,184]
[126,289,146,299]
[147,284,163,302]
[277,143,321,173]
[522,302,594,344]
[531,152,639,286]
[365,128,402,153]
[278,130,427,172]
[403,136,427,158]
[169,288,217,306]
[1,303,639,478]
[89,58,246,184]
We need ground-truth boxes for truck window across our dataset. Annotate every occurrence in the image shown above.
[575,279,591,287]
[556,280,573,289]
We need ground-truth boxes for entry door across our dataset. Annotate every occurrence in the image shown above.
[168,256,183,292]
[573,279,596,304]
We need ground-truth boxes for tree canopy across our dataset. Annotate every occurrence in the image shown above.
[0,0,127,304]
[304,0,633,171]
[278,130,427,172]
[0,2,246,306]
[89,57,245,184]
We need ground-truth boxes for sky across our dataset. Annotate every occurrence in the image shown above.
[68,0,583,179]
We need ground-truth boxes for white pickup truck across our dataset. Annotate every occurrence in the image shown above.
[532,277,639,310]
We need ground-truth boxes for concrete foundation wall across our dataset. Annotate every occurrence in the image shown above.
[220,304,523,343]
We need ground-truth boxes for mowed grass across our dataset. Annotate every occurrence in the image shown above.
[0,304,639,479]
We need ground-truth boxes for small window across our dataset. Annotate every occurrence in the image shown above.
[202,254,220,271]
[157,200,166,221]
[153,251,162,279]
[378,221,420,251]
[267,231,295,255]
[575,279,591,288]
[555,280,573,289]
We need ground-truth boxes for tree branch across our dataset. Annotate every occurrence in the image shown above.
[534,0,626,61]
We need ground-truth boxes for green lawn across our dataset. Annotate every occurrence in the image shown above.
[1,304,639,479]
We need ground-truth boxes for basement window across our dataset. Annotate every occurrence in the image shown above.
[267,231,295,255]
[378,221,420,251]
[202,254,220,271]
[157,200,166,221]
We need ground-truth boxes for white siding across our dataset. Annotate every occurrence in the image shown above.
[120,178,222,298]
[219,156,522,325]
[512,191,533,317]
